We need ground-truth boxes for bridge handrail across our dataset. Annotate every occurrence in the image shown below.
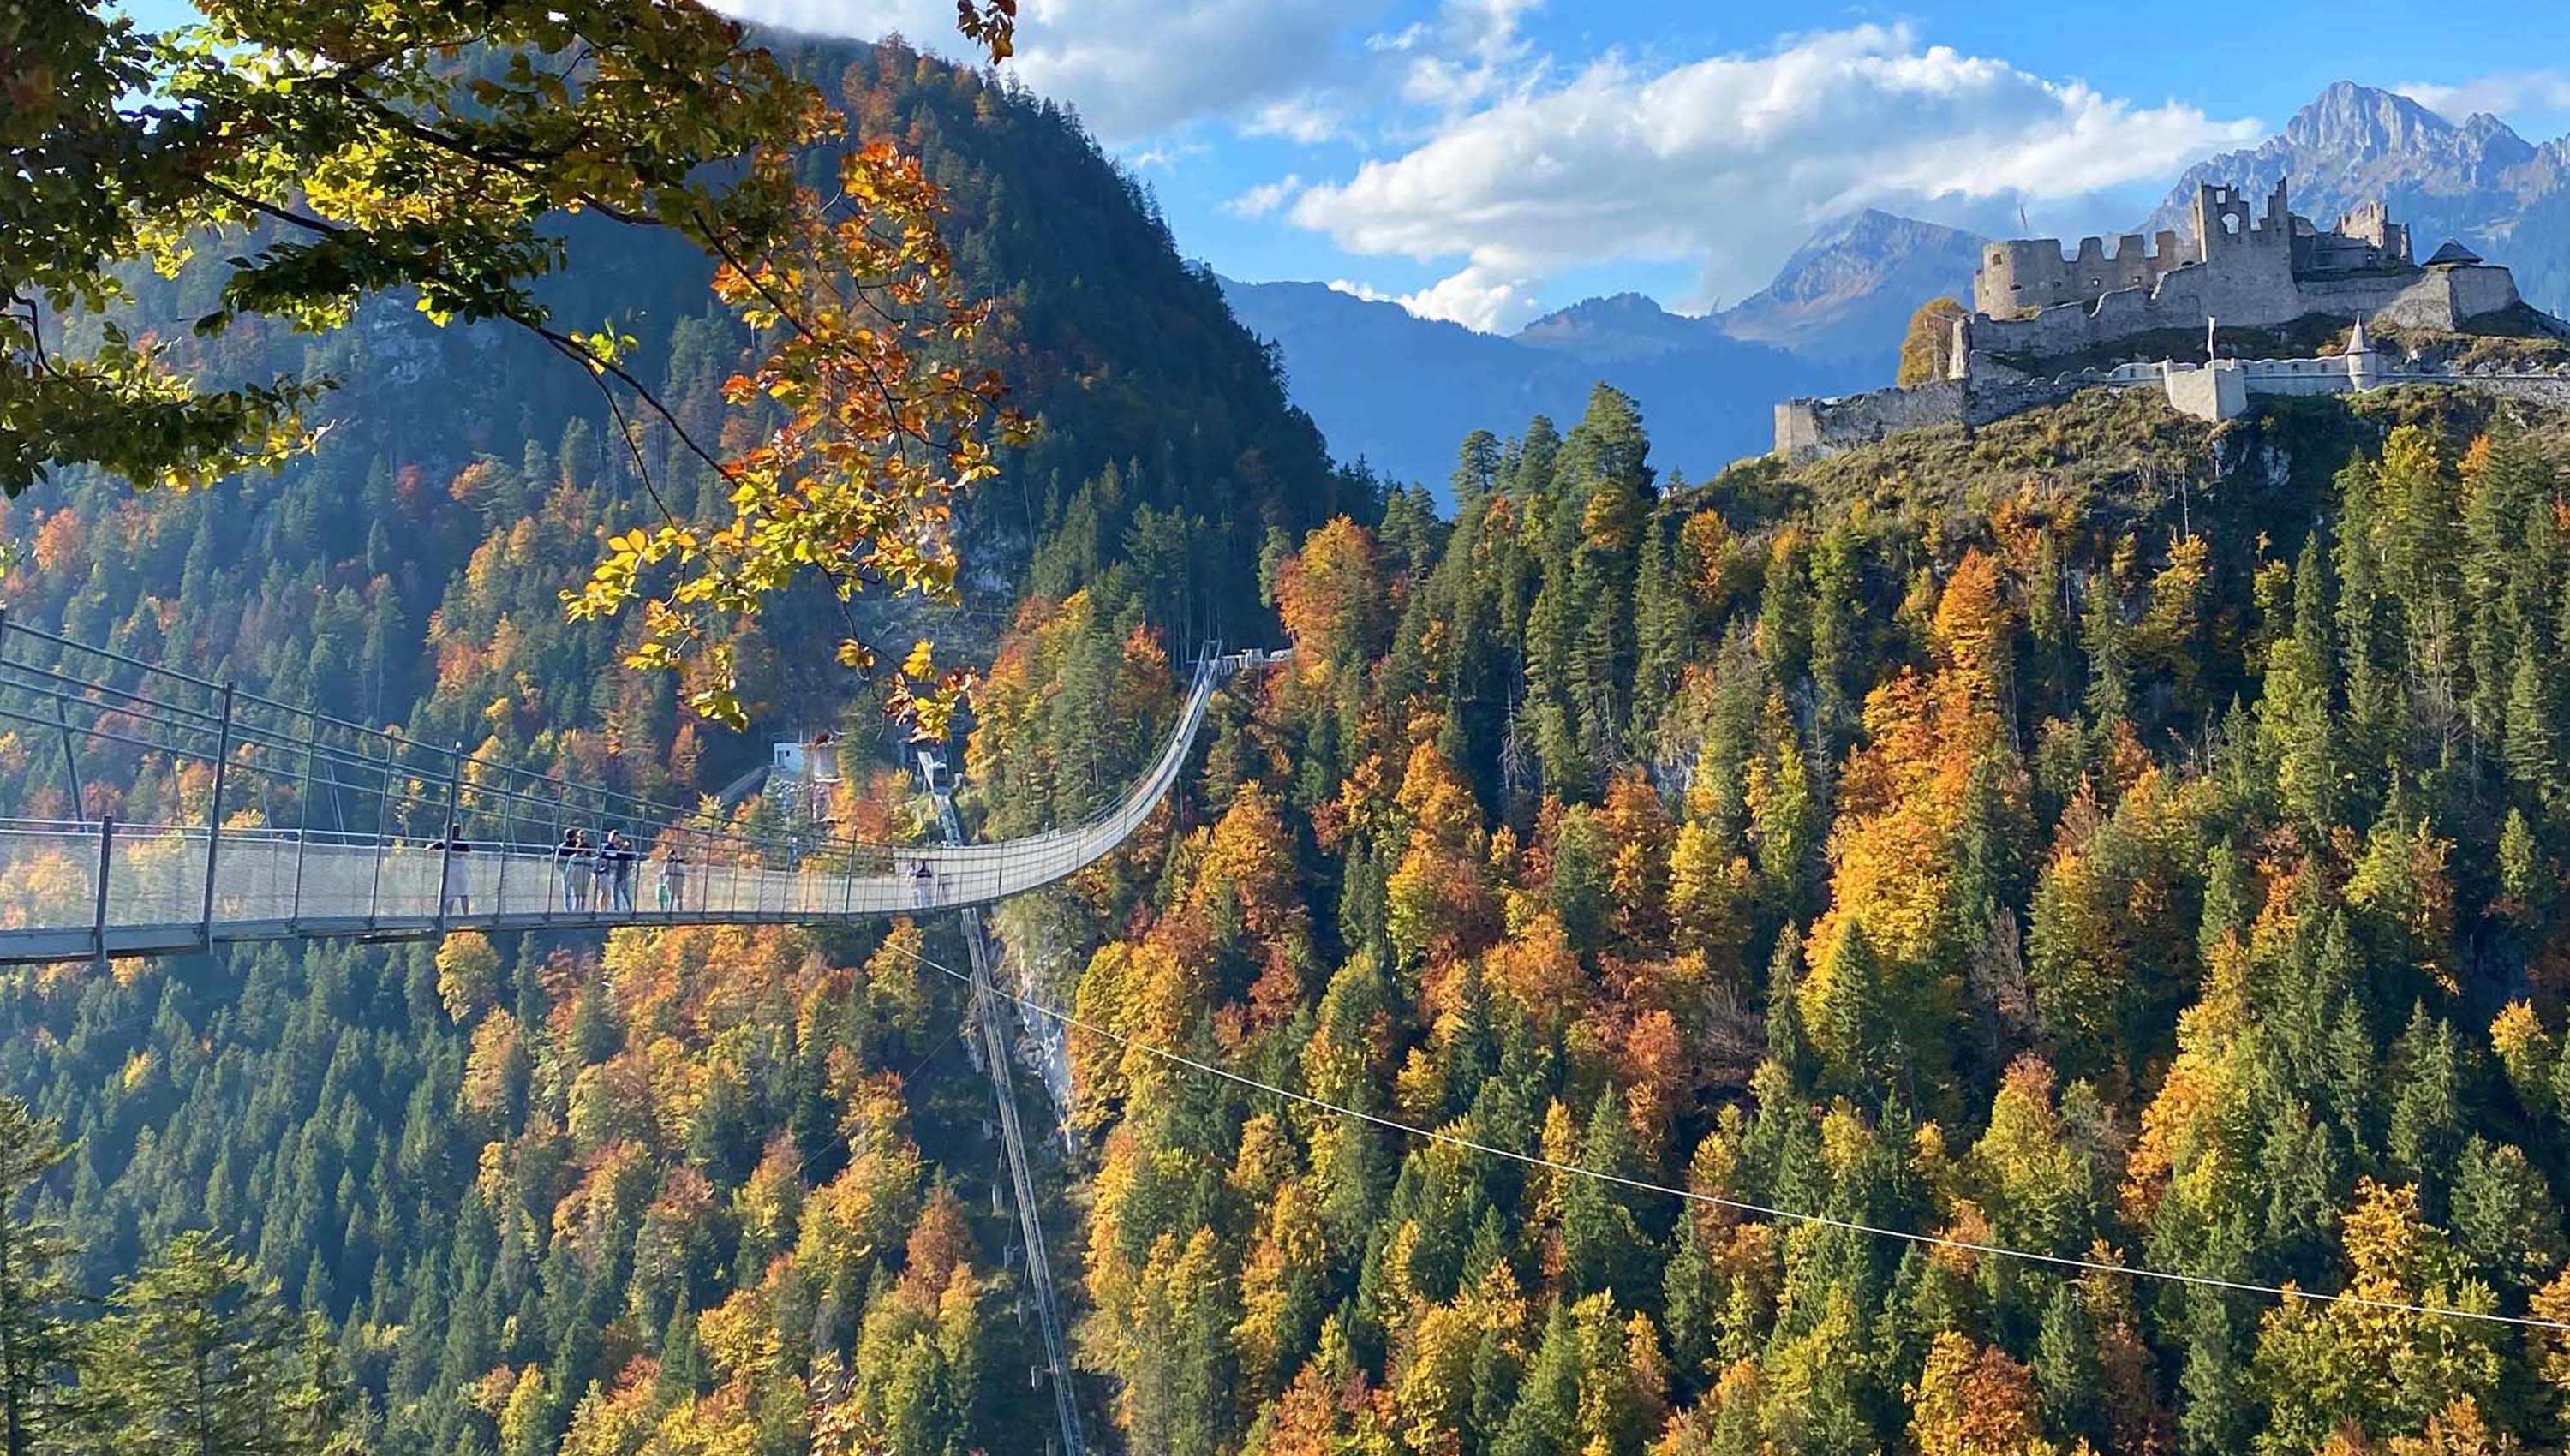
[0,619,1277,964]
[0,616,1242,867]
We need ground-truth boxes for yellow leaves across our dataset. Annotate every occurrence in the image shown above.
[1929,549,2013,703]
[1907,1331,2067,1456]
[577,139,1019,731]
[436,930,503,1023]
[900,638,935,679]
[565,325,640,375]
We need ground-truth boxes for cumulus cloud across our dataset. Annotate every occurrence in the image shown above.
[1291,23,2261,319]
[2397,69,2570,124]
[1328,268,1538,331]
[1227,175,1306,218]
[709,0,1379,144]
[1394,264,1544,331]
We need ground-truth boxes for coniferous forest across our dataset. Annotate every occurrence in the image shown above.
[16,25,2570,1456]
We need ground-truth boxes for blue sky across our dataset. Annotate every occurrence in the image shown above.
[120,0,2570,331]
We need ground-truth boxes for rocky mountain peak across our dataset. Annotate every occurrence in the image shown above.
[2282,81,2454,158]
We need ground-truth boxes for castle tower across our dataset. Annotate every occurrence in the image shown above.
[2345,316,2379,391]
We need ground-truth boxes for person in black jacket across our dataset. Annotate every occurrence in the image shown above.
[556,829,586,912]
[429,823,473,916]
[606,830,637,912]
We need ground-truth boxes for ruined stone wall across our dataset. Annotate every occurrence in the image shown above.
[1775,376,2122,458]
[1780,366,2570,457]
[1961,255,2473,369]
[2366,266,2526,331]
[1962,178,2452,367]
[1777,379,1971,458]
[1975,231,2193,316]
[2333,201,2411,264]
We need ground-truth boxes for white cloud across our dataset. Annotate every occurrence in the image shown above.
[1290,23,2261,316]
[1366,21,1429,52]
[2397,69,2570,123]
[1127,140,1206,170]
[1397,0,1542,109]
[1227,174,1306,218]
[709,0,1380,144]
[1328,268,1537,331]
[1242,94,1355,144]
[1396,264,1543,331]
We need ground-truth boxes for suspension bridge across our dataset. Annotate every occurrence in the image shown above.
[0,611,1278,966]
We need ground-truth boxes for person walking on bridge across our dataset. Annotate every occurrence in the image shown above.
[606,830,637,912]
[556,829,586,912]
[430,823,473,916]
[658,844,689,912]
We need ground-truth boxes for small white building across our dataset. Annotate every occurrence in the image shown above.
[769,731,843,783]
[765,731,843,822]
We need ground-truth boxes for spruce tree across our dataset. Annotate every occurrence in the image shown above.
[2175,1290,2251,1456]
[0,1100,81,1456]
[2033,1282,2103,1448]
[87,1230,298,1456]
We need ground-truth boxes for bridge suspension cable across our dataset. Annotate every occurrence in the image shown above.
[0,608,1279,965]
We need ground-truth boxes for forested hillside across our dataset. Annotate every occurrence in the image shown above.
[949,382,2570,1456]
[0,35,1360,1456]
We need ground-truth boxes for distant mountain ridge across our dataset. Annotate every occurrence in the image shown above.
[1217,278,1870,493]
[1217,206,1984,492]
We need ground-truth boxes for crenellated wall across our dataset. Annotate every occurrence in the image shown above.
[1780,176,2567,459]
[1962,180,2467,371]
[1974,230,2194,317]
[1962,260,2523,369]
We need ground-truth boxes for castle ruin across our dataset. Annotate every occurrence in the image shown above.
[1772,178,2564,458]
[1957,179,2514,374]
[1971,182,2410,320]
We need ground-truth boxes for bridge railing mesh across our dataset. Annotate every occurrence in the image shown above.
[0,612,1270,963]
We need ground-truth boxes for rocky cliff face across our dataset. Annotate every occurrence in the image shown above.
[2143,81,2570,311]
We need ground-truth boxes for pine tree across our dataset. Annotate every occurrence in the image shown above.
[0,1100,81,1456]
[2176,1290,2251,1456]
[2388,1006,2465,1195]
[1766,924,1814,1089]
[1558,1092,1652,1305]
[1813,921,1893,1101]
[1633,516,1688,744]
[2033,1280,2102,1447]
[2504,644,2558,804]
[1452,430,1503,504]
[87,1230,298,1456]
[2081,569,2131,732]
[1492,1301,1580,1456]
